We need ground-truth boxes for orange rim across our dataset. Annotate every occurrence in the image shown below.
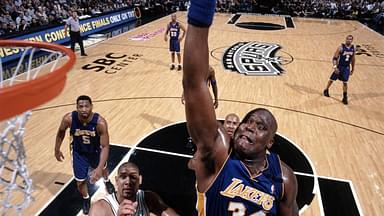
[0,40,76,121]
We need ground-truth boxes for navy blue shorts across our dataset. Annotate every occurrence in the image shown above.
[72,150,100,181]
[169,39,180,53]
[330,66,350,82]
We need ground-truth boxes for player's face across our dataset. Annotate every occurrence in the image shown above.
[116,165,141,201]
[76,100,92,119]
[171,15,176,22]
[346,36,353,46]
[233,112,274,159]
[224,115,240,138]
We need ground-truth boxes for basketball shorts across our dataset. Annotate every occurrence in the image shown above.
[169,39,180,53]
[72,150,101,181]
[330,65,350,82]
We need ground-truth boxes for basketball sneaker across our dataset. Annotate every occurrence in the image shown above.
[342,96,348,105]
[323,89,330,97]
[82,197,91,214]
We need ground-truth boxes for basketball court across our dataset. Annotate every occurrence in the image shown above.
[1,11,384,215]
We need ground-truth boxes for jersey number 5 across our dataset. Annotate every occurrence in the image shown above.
[228,202,266,216]
[82,136,90,144]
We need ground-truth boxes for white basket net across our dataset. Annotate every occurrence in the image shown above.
[0,43,66,215]
[0,112,33,214]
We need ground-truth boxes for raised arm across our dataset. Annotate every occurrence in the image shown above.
[183,0,228,190]
[90,116,110,183]
[54,113,71,162]
[278,163,299,216]
[183,26,218,149]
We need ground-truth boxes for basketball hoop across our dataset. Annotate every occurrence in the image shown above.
[0,40,75,215]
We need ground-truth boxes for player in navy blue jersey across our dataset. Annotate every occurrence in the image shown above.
[55,95,115,214]
[323,35,356,105]
[183,1,298,215]
[164,14,186,71]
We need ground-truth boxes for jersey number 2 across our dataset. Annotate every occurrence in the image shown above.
[228,202,266,216]
[345,54,350,61]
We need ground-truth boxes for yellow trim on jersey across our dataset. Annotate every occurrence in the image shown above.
[196,138,232,215]
[199,148,233,193]
[240,156,269,180]
[197,190,206,216]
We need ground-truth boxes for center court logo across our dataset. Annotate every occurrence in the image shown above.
[223,41,292,76]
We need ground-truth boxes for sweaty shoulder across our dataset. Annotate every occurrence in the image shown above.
[96,114,107,124]
[281,161,295,185]
[63,112,72,123]
[96,115,108,133]
[281,161,297,200]
[279,161,299,215]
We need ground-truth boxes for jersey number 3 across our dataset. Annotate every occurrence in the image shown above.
[228,202,266,216]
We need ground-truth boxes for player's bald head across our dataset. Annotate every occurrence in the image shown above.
[241,108,278,136]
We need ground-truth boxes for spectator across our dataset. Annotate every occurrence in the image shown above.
[29,18,39,29]
[19,19,29,31]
